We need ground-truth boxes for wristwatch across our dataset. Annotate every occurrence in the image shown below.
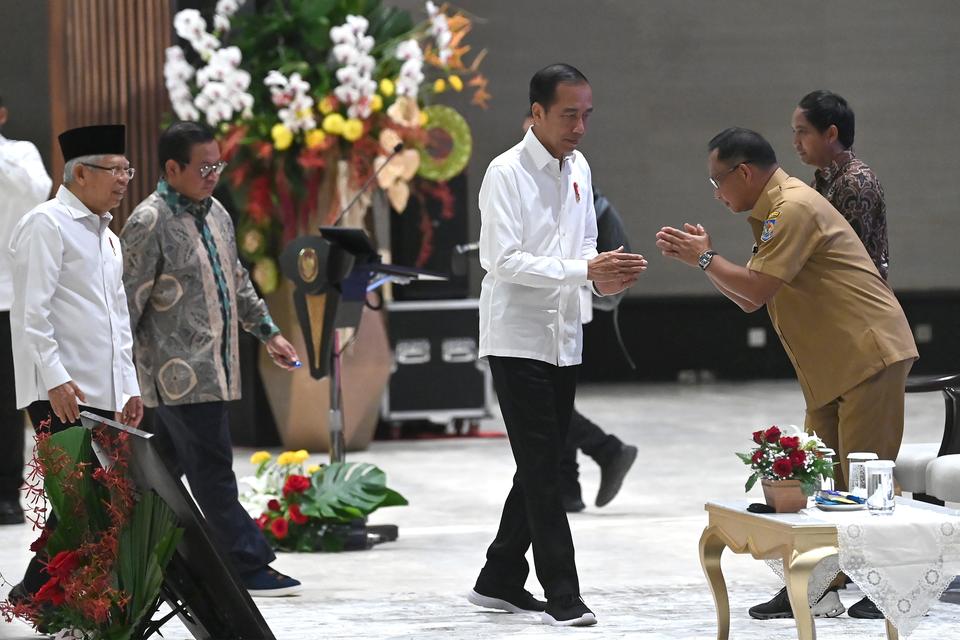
[698,249,718,271]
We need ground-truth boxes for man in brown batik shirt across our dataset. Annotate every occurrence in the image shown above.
[791,90,889,280]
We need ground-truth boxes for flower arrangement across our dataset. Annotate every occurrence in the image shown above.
[164,1,490,293]
[241,450,407,552]
[736,425,835,496]
[1,425,182,640]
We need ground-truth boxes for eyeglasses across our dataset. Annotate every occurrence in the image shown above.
[82,163,135,180]
[708,163,744,189]
[199,161,227,179]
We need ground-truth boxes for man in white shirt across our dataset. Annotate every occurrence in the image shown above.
[468,64,646,627]
[7,124,143,598]
[0,97,52,525]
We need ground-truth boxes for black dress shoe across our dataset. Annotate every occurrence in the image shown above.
[595,444,638,507]
[0,499,25,525]
[848,596,884,619]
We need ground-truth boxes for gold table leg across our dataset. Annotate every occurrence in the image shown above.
[885,618,899,640]
[699,526,730,640]
[783,547,837,640]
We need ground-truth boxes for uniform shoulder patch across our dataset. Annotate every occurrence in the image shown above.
[766,210,781,220]
[760,211,780,242]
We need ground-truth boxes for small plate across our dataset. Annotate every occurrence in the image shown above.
[816,502,866,512]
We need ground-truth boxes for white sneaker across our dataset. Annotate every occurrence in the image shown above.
[811,588,845,618]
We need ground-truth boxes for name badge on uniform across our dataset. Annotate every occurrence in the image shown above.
[760,210,780,243]
[573,181,581,203]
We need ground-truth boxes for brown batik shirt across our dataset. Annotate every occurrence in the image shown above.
[813,150,889,280]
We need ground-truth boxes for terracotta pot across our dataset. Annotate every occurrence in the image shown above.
[760,478,809,513]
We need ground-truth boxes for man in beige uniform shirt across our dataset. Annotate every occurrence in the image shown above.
[656,127,917,620]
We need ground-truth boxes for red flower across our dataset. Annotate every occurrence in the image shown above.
[267,498,282,512]
[46,550,80,579]
[34,576,65,606]
[29,527,52,553]
[283,474,311,497]
[772,457,794,478]
[751,450,764,464]
[752,430,765,444]
[270,517,289,540]
[764,426,781,443]
[289,503,309,525]
[779,436,801,450]
[256,513,269,530]
[789,449,807,467]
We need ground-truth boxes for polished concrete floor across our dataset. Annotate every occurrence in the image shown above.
[2,380,958,639]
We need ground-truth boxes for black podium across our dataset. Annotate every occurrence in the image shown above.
[278,226,444,462]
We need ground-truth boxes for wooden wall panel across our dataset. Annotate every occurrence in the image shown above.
[48,0,172,231]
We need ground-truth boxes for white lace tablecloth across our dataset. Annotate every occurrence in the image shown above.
[767,500,960,636]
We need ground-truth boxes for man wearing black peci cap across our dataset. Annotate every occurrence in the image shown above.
[6,124,143,600]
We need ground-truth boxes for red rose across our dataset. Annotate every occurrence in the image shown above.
[46,550,80,580]
[789,449,807,467]
[764,426,781,443]
[779,436,801,450]
[270,517,289,540]
[34,576,66,606]
[772,457,794,478]
[752,430,765,444]
[267,499,282,512]
[283,474,311,497]
[751,450,764,464]
[256,513,269,530]
[289,503,309,525]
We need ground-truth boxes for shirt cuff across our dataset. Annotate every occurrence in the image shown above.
[563,258,589,286]
[39,362,71,393]
[123,374,141,398]
[255,314,282,343]
[590,281,605,296]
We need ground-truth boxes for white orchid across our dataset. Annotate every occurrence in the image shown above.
[425,1,452,65]
[164,46,200,121]
[330,14,378,119]
[264,70,316,132]
[394,39,424,98]
[173,9,220,60]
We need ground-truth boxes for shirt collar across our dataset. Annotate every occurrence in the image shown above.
[158,177,213,218]
[750,167,790,220]
[56,184,112,224]
[814,149,856,185]
[523,126,576,171]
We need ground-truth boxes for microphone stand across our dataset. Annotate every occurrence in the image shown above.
[329,142,404,228]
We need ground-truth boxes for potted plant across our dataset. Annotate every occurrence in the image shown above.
[736,425,835,513]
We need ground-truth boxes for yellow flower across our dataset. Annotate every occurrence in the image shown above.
[270,123,294,151]
[277,451,297,466]
[305,129,327,149]
[342,118,364,142]
[322,113,346,135]
[306,464,322,475]
[241,229,264,256]
[419,111,429,127]
[379,78,395,97]
[250,451,271,465]
[252,258,279,294]
[293,449,310,464]
[371,94,384,113]
[318,95,337,115]
[448,74,463,92]
[433,78,447,93]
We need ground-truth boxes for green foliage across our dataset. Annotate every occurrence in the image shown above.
[300,461,408,522]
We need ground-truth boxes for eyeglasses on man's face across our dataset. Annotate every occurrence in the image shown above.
[83,163,135,180]
[708,163,745,190]
[198,160,227,179]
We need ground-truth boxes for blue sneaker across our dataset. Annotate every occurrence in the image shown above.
[241,566,302,597]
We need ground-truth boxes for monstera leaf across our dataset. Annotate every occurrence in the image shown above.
[299,462,408,522]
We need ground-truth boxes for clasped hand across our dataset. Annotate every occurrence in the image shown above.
[587,246,648,295]
[656,223,711,267]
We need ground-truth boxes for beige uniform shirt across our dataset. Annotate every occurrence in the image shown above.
[746,169,917,409]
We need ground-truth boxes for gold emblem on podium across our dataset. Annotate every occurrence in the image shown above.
[298,247,319,283]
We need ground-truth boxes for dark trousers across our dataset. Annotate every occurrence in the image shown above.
[559,408,624,499]
[0,311,25,501]
[151,400,274,575]
[478,356,580,600]
[20,401,114,592]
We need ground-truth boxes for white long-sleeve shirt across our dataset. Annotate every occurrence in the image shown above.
[478,126,599,367]
[0,134,52,310]
[8,186,139,411]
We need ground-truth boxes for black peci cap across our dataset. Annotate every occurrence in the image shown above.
[58,124,126,162]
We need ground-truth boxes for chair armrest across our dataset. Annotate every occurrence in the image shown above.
[906,373,960,393]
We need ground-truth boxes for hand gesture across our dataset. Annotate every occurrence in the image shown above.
[655,224,712,267]
[117,396,144,427]
[48,381,86,424]
[266,334,301,371]
[587,246,648,284]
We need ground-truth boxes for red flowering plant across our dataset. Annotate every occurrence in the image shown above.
[241,450,407,552]
[736,425,835,496]
[1,424,182,640]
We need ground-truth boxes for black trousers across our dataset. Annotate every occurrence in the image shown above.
[151,400,274,575]
[0,311,25,501]
[478,356,580,600]
[559,408,624,498]
[20,401,115,592]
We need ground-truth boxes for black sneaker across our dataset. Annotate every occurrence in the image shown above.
[596,445,637,507]
[748,586,845,619]
[848,596,884,619]
[542,595,597,626]
[241,566,301,597]
[468,585,546,613]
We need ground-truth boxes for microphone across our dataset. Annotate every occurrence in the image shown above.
[329,142,405,228]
